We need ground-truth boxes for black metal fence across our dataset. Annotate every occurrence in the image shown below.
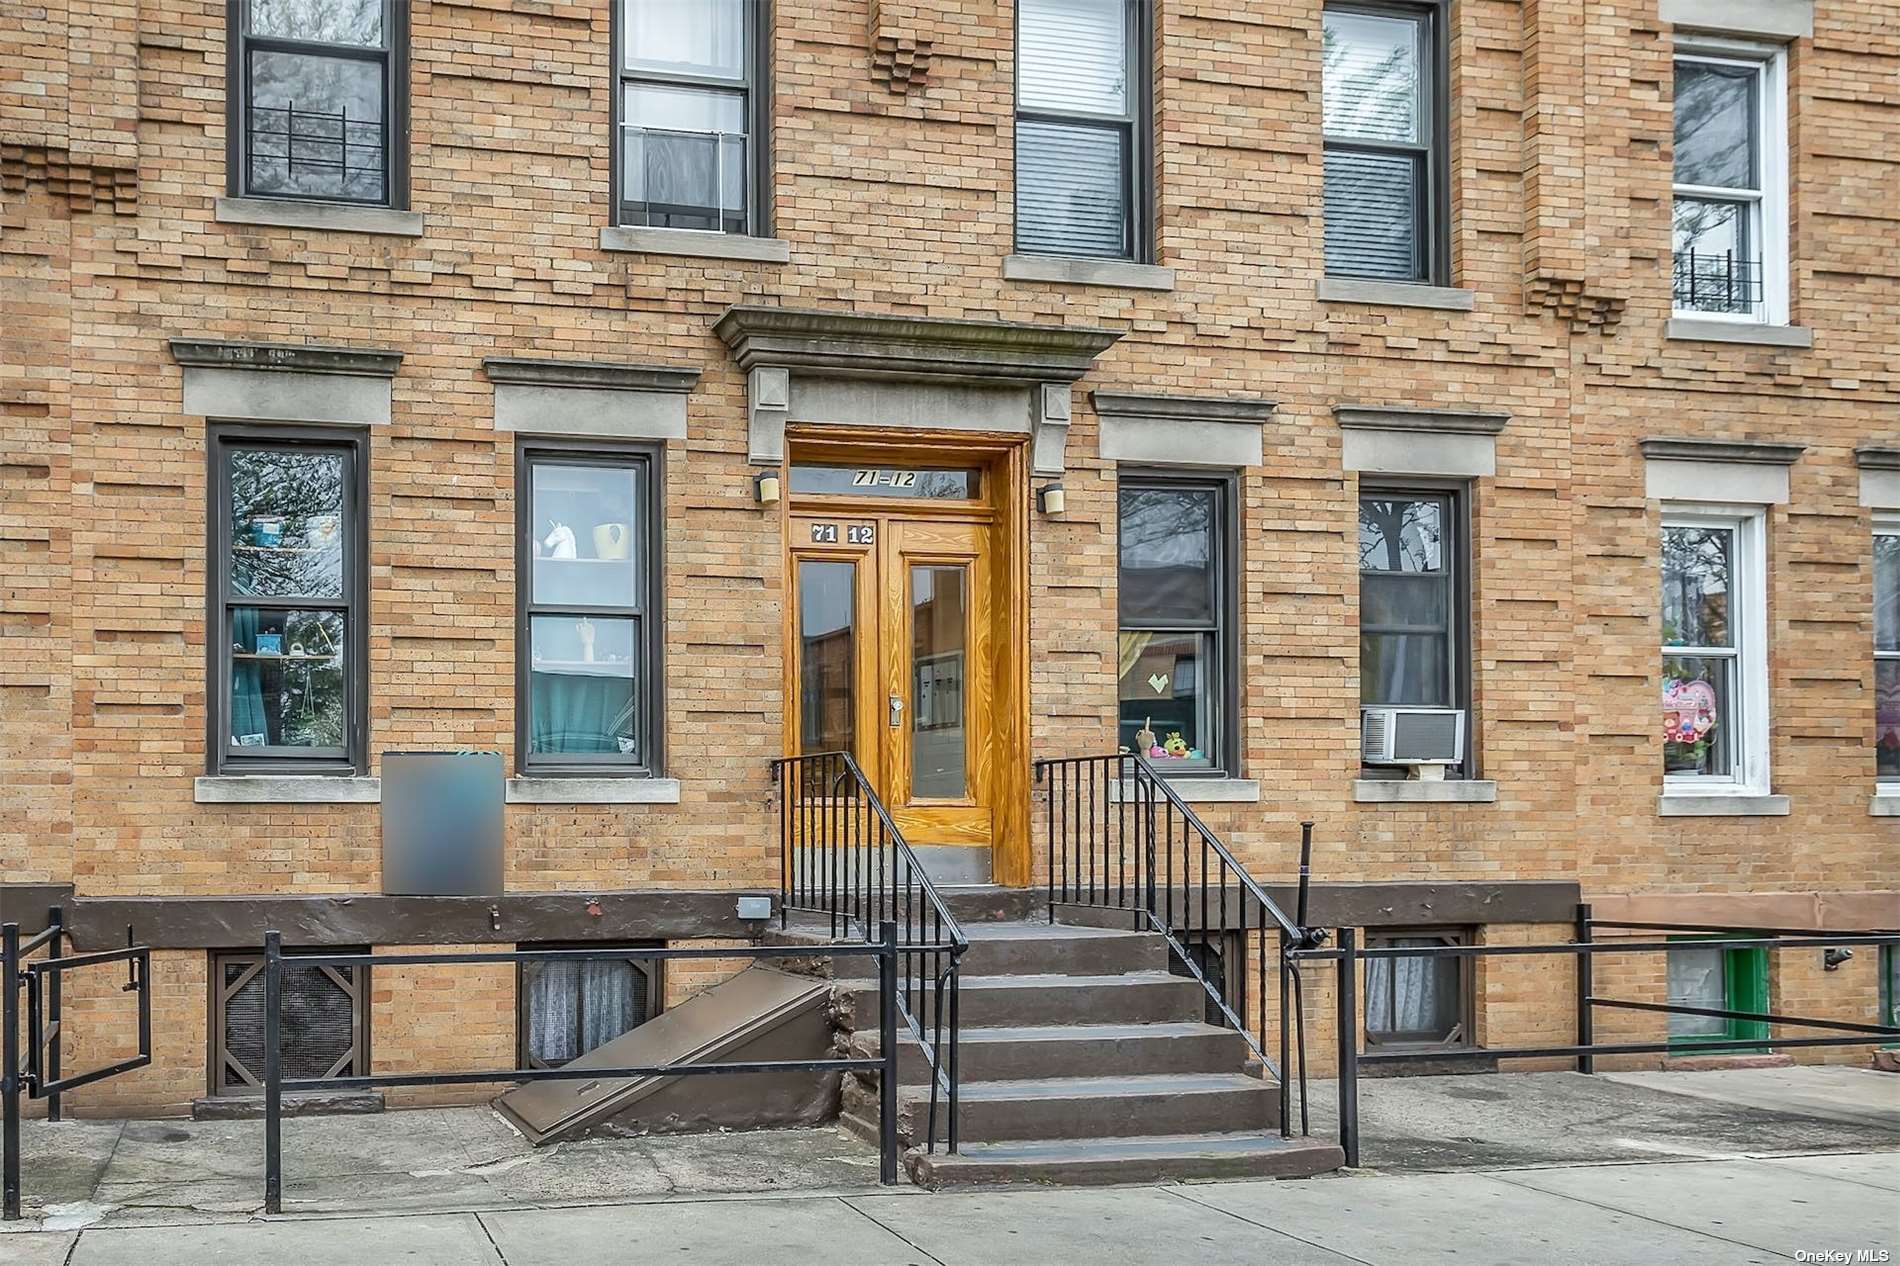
[1289,909,1900,1167]
[2,910,153,1220]
[772,750,967,1153]
[1033,752,1326,1140]
[259,923,914,1213]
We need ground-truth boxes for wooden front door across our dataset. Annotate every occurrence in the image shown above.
[787,456,1005,857]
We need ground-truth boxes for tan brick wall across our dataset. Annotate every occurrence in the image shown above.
[3,0,1895,1114]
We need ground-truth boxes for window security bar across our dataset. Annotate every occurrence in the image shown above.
[246,101,385,184]
[619,124,747,233]
[1673,249,1765,315]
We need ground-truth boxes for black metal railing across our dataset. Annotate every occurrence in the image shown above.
[261,928,906,1213]
[1288,908,1900,1168]
[2,911,152,1220]
[1673,249,1764,316]
[771,751,966,1153]
[1033,752,1322,1139]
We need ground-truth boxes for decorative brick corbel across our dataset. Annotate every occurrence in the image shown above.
[0,144,139,216]
[869,0,935,95]
[1527,275,1627,334]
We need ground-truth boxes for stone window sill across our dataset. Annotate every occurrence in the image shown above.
[1003,254,1176,292]
[1872,793,1900,818]
[1109,778,1260,804]
[1664,318,1813,349]
[505,777,682,805]
[195,775,380,804]
[1317,278,1475,311]
[214,197,424,238]
[1353,779,1498,804]
[1657,793,1790,817]
[599,225,790,263]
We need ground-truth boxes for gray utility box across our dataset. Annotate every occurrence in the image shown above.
[381,750,505,896]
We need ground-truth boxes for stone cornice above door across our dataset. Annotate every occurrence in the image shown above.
[711,305,1122,472]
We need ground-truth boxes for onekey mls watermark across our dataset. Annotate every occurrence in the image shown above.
[1794,1251,1892,1263]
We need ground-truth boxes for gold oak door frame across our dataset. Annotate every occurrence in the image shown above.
[784,436,1027,884]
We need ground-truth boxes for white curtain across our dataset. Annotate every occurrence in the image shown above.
[1367,939,1444,1037]
[527,959,640,1065]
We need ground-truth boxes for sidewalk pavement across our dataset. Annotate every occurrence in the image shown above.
[5,1150,1896,1266]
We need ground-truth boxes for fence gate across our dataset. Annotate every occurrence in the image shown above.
[3,910,153,1220]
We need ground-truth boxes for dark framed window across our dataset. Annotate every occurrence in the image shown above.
[1358,486,1469,770]
[613,0,768,234]
[1364,928,1471,1048]
[516,441,663,775]
[1015,0,1151,260]
[1117,475,1236,776]
[1321,2,1447,283]
[1666,939,1769,1051]
[226,0,407,206]
[208,427,369,774]
[518,945,663,1069]
[211,948,368,1095]
[1875,530,1899,783]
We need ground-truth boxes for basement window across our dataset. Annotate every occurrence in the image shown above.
[518,945,664,1069]
[211,949,367,1095]
[1363,928,1472,1048]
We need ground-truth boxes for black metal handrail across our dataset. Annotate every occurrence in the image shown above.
[261,929,908,1214]
[1288,907,1900,1167]
[2,911,152,1221]
[1033,751,1319,1138]
[770,750,966,1154]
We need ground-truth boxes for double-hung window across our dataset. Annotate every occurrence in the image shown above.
[228,0,404,205]
[517,443,661,775]
[210,428,367,773]
[1672,45,1787,322]
[1358,489,1468,769]
[1661,512,1769,790]
[615,0,763,235]
[1117,477,1233,775]
[1015,0,1148,260]
[1876,527,1899,785]
[1321,3,1445,284]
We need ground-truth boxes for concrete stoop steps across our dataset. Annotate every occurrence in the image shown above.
[838,920,1344,1187]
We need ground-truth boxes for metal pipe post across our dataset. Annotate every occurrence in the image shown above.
[1295,821,1314,934]
[263,929,283,1215]
[46,907,61,1123]
[3,922,20,1220]
[1575,903,1594,1074]
[1277,928,1291,1138]
[877,919,899,1187]
[1335,927,1360,1168]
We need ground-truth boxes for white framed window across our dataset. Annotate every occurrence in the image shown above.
[1661,508,1770,793]
[1875,520,1900,787]
[1671,40,1788,324]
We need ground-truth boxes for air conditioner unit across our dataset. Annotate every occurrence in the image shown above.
[1361,707,1465,766]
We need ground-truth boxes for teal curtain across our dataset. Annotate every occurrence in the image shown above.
[230,608,268,745]
[530,670,635,755]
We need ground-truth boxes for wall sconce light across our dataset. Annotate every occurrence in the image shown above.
[1037,484,1066,516]
[753,471,781,506]
[1823,947,1854,971]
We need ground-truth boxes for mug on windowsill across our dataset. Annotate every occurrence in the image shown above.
[593,522,630,560]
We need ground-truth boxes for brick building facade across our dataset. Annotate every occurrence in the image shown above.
[2,0,1895,1117]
